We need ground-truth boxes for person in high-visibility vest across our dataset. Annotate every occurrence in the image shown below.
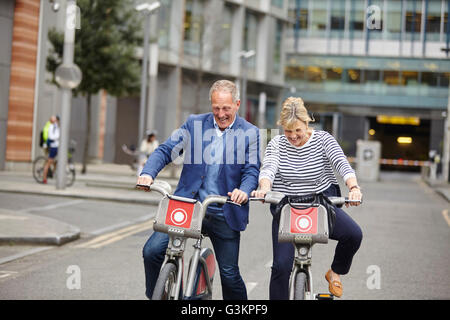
[43,115,60,184]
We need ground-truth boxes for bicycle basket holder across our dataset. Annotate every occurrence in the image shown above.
[278,203,329,245]
[153,195,204,239]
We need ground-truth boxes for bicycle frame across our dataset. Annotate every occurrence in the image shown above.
[144,183,229,300]
[251,192,358,300]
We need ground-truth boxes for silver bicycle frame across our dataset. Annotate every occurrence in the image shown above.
[150,189,228,300]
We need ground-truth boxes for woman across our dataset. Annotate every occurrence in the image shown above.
[251,97,363,299]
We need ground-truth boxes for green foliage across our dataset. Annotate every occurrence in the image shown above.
[46,0,142,97]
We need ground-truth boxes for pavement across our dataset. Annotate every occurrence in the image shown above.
[0,161,448,252]
[0,163,181,248]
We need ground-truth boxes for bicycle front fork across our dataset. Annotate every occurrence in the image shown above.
[289,245,313,300]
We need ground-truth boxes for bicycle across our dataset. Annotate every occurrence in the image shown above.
[250,191,361,300]
[32,140,76,187]
[137,183,241,300]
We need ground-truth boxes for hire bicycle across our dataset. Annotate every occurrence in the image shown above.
[250,191,361,300]
[136,183,241,300]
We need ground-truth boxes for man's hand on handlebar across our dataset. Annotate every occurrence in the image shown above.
[136,175,154,191]
[227,188,248,205]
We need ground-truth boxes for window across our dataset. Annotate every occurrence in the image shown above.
[218,4,233,65]
[347,69,361,83]
[184,0,205,56]
[331,0,346,38]
[285,66,306,81]
[386,0,402,40]
[243,11,258,69]
[349,0,366,38]
[271,0,284,9]
[306,66,324,82]
[310,1,327,37]
[383,70,402,85]
[273,20,283,74]
[426,0,443,41]
[158,0,172,48]
[405,0,421,40]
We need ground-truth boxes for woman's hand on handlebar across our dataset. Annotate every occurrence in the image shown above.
[347,188,363,207]
[136,174,154,191]
[251,189,268,199]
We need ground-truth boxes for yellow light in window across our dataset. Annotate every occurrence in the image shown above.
[397,137,412,144]
[368,129,376,136]
[376,115,420,126]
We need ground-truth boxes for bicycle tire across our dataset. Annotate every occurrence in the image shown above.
[152,262,178,300]
[294,271,308,300]
[32,156,47,183]
[66,167,76,187]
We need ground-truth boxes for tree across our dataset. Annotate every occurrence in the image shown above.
[46,0,141,174]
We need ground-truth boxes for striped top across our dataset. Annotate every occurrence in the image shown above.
[259,130,356,195]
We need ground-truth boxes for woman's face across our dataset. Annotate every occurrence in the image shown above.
[283,120,309,147]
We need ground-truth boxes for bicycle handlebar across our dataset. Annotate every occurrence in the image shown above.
[249,191,363,206]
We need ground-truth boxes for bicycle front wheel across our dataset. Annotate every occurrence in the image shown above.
[152,262,178,300]
[32,156,47,183]
[294,271,308,300]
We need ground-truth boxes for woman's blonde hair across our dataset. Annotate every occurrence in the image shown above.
[277,97,314,129]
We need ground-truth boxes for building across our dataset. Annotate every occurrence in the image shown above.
[285,0,450,172]
[0,0,291,169]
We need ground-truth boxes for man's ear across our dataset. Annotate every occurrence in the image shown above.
[235,99,241,108]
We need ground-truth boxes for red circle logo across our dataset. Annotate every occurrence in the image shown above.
[170,208,188,226]
[295,215,313,233]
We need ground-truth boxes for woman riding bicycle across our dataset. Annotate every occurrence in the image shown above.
[251,97,363,299]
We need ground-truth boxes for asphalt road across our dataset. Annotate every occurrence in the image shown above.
[0,172,449,300]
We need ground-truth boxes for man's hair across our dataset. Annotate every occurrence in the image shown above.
[209,80,240,103]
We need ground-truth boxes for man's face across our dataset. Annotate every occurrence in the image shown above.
[50,116,56,123]
[211,90,240,130]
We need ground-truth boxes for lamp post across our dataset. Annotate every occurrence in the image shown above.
[238,50,255,120]
[54,0,82,190]
[136,1,160,147]
[441,47,450,183]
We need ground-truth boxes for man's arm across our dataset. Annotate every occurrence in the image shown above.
[136,118,191,190]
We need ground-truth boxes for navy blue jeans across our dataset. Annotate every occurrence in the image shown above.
[142,214,247,300]
[269,184,363,300]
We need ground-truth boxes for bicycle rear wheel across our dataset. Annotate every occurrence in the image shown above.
[65,163,76,187]
[152,262,178,300]
[32,156,47,183]
[294,271,308,300]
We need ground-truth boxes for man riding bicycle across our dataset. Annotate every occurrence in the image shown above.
[136,80,260,300]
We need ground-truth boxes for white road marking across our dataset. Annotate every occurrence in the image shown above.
[0,215,28,220]
[0,271,18,279]
[20,199,85,213]
[442,209,450,227]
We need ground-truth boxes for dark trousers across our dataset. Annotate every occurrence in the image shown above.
[142,214,247,300]
[269,184,363,300]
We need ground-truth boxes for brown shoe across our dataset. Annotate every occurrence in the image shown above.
[325,269,343,298]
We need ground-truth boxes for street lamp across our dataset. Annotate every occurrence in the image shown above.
[441,47,450,182]
[136,1,160,147]
[55,0,82,190]
[238,50,255,120]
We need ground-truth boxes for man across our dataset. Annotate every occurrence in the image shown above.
[136,80,260,300]
[43,115,60,184]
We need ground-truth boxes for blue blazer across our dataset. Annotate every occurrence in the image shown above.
[141,113,261,231]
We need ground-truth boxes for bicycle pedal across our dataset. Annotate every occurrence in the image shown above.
[316,293,334,300]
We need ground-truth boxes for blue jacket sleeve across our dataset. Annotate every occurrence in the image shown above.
[140,118,191,179]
